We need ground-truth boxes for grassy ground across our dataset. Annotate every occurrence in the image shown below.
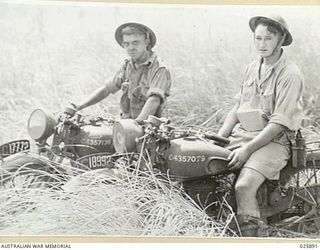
[0,161,237,236]
[0,2,320,237]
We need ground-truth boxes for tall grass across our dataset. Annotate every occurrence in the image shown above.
[0,2,320,237]
[0,4,319,143]
[1,155,318,238]
[0,159,236,236]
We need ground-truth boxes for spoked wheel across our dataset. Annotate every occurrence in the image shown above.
[275,167,320,236]
[292,184,320,235]
[286,166,320,187]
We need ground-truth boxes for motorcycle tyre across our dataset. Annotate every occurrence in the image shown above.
[0,153,59,189]
[270,167,320,236]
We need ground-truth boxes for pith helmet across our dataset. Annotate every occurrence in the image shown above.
[115,22,157,49]
[249,14,292,46]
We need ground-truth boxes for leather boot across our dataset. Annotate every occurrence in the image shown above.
[236,214,260,237]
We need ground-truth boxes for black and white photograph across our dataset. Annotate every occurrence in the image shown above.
[0,0,320,241]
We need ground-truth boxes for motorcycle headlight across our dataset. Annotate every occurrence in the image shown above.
[113,119,144,153]
[27,109,57,141]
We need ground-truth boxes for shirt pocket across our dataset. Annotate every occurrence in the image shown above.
[131,84,149,102]
[260,84,275,115]
[241,78,255,102]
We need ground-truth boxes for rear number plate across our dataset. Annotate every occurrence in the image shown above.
[0,140,30,158]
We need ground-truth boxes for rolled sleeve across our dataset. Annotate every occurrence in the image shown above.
[105,75,120,94]
[269,74,304,131]
[147,67,171,103]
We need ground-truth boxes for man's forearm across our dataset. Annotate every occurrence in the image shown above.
[244,123,285,154]
[78,86,110,110]
[136,95,161,121]
[217,104,240,138]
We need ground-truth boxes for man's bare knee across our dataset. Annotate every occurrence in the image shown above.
[235,181,255,196]
[235,168,266,197]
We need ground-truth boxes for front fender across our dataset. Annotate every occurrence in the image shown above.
[0,152,52,174]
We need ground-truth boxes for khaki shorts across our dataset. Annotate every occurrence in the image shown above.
[227,131,291,180]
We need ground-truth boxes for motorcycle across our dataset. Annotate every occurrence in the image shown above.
[1,108,320,236]
[112,115,320,236]
[0,107,116,188]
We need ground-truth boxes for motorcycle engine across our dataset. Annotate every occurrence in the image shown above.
[268,188,284,207]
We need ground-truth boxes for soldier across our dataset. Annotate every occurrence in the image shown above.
[72,22,171,123]
[217,14,304,237]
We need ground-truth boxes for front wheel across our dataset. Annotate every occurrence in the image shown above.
[0,153,61,189]
[1,164,59,189]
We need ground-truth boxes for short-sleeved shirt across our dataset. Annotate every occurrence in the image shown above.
[105,52,171,119]
[231,50,304,146]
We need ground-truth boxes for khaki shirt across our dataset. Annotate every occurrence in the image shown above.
[232,50,304,145]
[106,52,171,119]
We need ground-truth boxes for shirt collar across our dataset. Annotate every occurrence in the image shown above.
[253,49,287,79]
[270,49,287,74]
[130,52,156,69]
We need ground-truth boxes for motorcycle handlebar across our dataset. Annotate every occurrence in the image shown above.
[203,132,230,145]
[162,126,230,145]
[64,106,77,117]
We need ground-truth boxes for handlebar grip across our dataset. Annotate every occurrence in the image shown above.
[204,132,230,145]
[64,106,77,117]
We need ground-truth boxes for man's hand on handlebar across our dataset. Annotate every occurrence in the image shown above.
[64,102,80,117]
[70,102,81,111]
[135,118,145,126]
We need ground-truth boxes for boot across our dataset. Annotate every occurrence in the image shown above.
[236,214,260,237]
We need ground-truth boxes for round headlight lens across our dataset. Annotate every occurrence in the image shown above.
[27,109,57,141]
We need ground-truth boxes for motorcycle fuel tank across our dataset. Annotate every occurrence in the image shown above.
[74,124,115,157]
[163,136,232,180]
